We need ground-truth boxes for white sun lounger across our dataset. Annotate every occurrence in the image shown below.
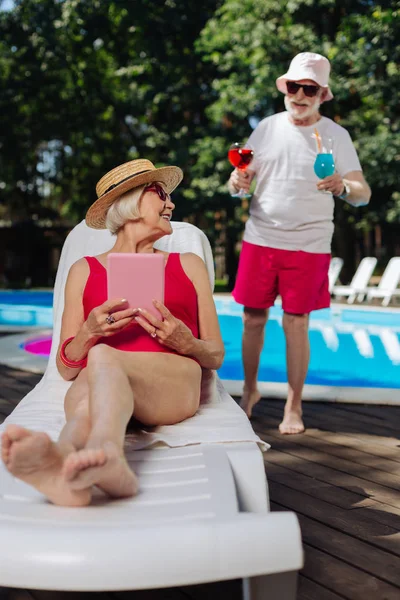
[332,256,377,303]
[0,221,303,598]
[328,256,344,293]
[363,257,400,306]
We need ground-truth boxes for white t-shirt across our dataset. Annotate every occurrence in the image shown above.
[244,112,362,253]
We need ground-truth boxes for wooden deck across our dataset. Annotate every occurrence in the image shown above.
[1,363,400,600]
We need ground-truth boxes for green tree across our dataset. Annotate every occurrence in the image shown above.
[0,0,221,223]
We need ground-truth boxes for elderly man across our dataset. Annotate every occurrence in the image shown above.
[228,52,371,434]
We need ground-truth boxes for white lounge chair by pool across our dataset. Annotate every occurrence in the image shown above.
[363,257,400,307]
[0,221,303,598]
[332,256,377,304]
[328,256,344,293]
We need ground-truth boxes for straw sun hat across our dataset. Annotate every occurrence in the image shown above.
[85,159,183,229]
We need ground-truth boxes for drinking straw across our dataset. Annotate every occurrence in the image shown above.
[314,128,322,153]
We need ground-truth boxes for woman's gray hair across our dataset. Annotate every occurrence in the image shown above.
[105,184,146,235]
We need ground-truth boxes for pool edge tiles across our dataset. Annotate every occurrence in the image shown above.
[221,380,400,405]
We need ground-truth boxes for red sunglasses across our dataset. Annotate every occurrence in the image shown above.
[145,182,170,202]
[286,81,320,98]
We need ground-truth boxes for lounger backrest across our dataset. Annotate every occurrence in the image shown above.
[377,257,400,290]
[46,220,214,379]
[328,257,343,292]
[350,257,377,288]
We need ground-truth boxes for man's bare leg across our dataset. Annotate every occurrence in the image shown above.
[0,370,97,506]
[240,307,268,417]
[280,312,309,434]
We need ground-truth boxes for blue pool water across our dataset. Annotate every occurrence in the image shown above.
[0,291,53,327]
[214,298,400,389]
[1,292,400,389]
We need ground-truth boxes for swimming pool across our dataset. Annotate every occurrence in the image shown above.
[0,291,53,328]
[214,298,400,390]
[1,292,400,402]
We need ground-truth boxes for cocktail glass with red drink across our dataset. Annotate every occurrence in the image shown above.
[228,142,254,198]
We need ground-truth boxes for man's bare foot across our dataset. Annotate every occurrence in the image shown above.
[240,389,261,418]
[1,425,91,506]
[63,441,138,498]
[279,410,305,435]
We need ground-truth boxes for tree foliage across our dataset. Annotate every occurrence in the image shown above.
[0,0,399,282]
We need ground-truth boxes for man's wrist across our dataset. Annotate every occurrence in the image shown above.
[228,178,239,194]
[337,181,350,200]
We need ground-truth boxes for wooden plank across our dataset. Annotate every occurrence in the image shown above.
[0,406,14,420]
[266,458,400,533]
[254,408,400,473]
[300,402,400,439]
[295,426,400,466]
[112,580,242,600]
[176,580,242,600]
[327,403,400,424]
[306,402,400,433]
[271,501,400,594]
[30,592,114,600]
[297,576,346,600]
[275,501,400,587]
[113,589,188,599]
[302,544,400,600]
[258,424,400,489]
[351,501,400,531]
[256,433,400,509]
[266,459,376,509]
[0,386,26,406]
[255,401,400,464]
[269,480,400,556]
[0,589,36,600]
[254,401,400,449]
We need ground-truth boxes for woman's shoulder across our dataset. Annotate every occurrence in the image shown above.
[67,257,90,281]
[178,252,205,268]
[178,253,207,282]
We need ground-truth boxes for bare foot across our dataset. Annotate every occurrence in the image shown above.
[240,389,261,418]
[1,425,91,506]
[279,410,305,435]
[63,441,138,498]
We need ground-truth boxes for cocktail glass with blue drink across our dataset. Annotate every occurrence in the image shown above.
[313,130,335,191]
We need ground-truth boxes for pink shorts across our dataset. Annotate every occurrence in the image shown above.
[232,241,331,314]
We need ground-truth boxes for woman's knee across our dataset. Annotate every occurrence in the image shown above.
[87,343,118,368]
[243,307,268,332]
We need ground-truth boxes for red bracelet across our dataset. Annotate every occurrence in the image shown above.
[59,337,87,369]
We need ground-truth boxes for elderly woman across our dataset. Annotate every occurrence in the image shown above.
[1,159,224,507]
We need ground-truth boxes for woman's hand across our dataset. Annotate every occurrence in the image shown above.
[133,300,194,355]
[85,298,139,338]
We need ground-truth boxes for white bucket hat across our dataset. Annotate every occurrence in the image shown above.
[276,52,333,101]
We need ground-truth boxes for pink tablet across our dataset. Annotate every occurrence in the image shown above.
[107,253,165,319]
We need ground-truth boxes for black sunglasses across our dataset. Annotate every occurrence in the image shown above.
[286,81,320,98]
[145,182,170,202]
